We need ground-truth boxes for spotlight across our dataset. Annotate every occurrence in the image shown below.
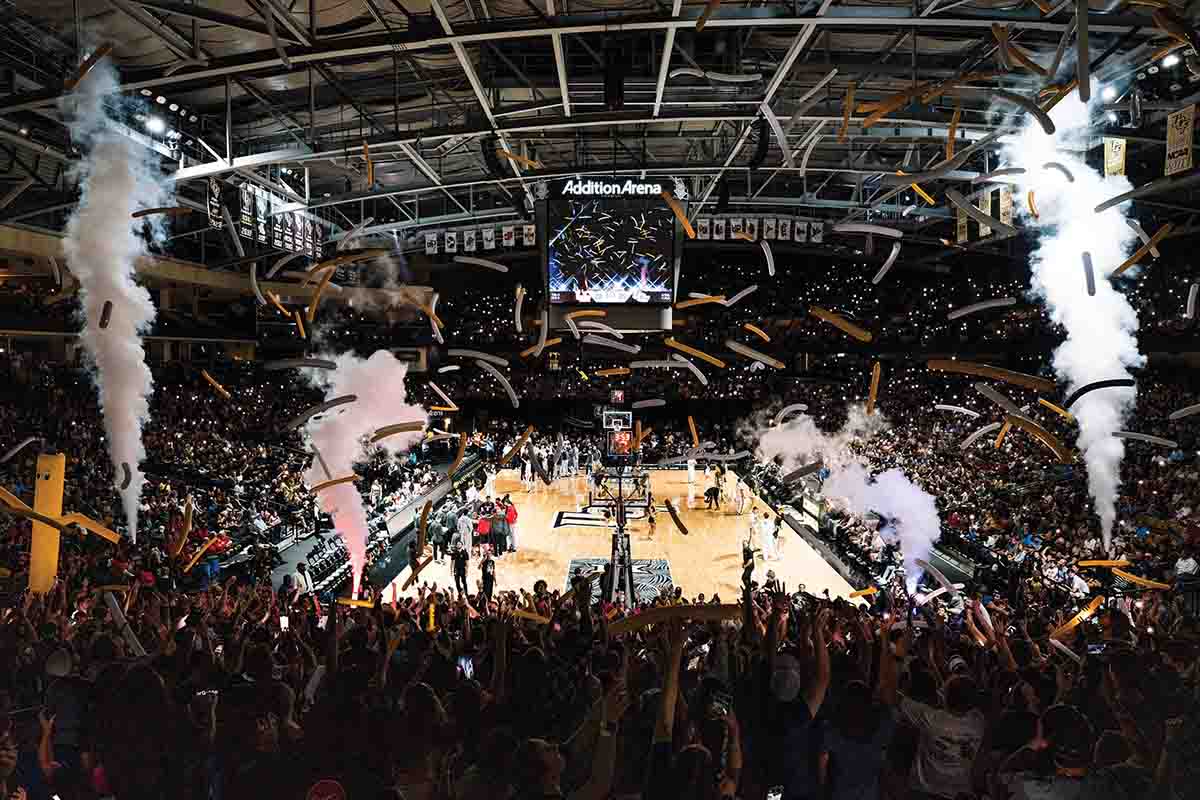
[188,115,198,123]
[1106,111,1118,122]
[1101,85,1117,101]
[146,116,166,134]
[140,89,152,96]
[168,103,178,111]
[18,128,28,136]
[155,95,166,104]
[1163,53,1181,68]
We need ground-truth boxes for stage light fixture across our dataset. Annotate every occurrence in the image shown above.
[1163,53,1181,68]
[146,117,166,134]
[1101,85,1117,101]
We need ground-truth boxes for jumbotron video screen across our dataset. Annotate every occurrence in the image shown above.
[546,178,676,304]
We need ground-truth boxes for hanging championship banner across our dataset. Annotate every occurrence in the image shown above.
[977,191,991,238]
[1104,137,1126,177]
[956,206,968,243]
[745,218,758,240]
[238,184,254,241]
[522,224,536,246]
[763,218,777,239]
[444,230,457,253]
[778,218,791,241]
[730,218,745,238]
[794,220,807,243]
[502,225,516,247]
[696,217,711,239]
[282,213,295,252]
[482,227,496,250]
[999,186,1013,226]
[809,221,823,244]
[1166,104,1194,176]
[425,233,438,254]
[207,178,223,229]
[271,206,285,250]
[255,191,271,246]
[712,218,726,239]
[463,229,477,252]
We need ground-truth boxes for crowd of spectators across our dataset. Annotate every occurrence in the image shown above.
[1,506,1195,800]
[0,361,442,590]
[0,257,1198,797]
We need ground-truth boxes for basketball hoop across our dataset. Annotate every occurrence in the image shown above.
[603,410,632,430]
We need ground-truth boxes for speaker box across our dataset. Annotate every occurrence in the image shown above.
[604,46,625,110]
[747,119,768,172]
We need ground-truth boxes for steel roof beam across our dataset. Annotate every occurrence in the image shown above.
[0,10,1152,113]
[266,160,971,216]
[546,0,570,117]
[690,0,834,219]
[168,110,997,183]
[397,142,469,213]
[429,0,533,210]
[256,0,314,47]
[651,0,682,118]
[130,0,300,43]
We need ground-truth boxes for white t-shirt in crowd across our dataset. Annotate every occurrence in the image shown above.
[895,695,986,799]
[293,570,314,594]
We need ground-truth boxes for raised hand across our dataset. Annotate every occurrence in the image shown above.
[601,677,631,724]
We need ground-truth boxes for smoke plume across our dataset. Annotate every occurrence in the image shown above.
[999,86,1143,549]
[61,53,167,541]
[302,350,427,595]
[753,405,941,590]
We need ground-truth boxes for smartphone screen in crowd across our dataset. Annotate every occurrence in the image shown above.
[457,655,474,679]
[279,615,289,631]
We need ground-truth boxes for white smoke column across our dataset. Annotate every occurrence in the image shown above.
[60,55,166,541]
[755,403,889,474]
[999,87,1143,549]
[753,405,941,590]
[303,350,427,595]
[823,464,942,590]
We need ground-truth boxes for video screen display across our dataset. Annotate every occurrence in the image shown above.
[547,178,675,304]
[608,430,634,456]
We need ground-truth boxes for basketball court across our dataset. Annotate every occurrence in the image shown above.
[385,468,857,602]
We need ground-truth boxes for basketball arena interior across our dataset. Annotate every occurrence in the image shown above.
[0,2,1198,798]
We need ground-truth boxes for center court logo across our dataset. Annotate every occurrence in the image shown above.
[561,179,663,196]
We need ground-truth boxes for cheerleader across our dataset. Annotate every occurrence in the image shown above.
[734,478,749,515]
[646,507,657,540]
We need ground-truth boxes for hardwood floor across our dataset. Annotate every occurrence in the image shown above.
[384,469,856,602]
